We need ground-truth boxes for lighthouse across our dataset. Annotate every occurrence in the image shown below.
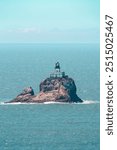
[55,62,60,73]
[50,62,67,78]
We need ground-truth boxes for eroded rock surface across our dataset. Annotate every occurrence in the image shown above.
[8,87,35,103]
[7,77,83,103]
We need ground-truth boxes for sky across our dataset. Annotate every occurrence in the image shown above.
[0,0,99,43]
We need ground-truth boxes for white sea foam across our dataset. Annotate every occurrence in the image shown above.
[0,102,38,105]
[0,102,5,105]
[0,100,99,105]
[82,100,99,104]
[43,101,64,104]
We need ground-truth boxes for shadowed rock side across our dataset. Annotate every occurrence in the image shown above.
[8,87,35,103]
[7,77,83,103]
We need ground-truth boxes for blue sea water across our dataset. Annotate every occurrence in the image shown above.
[0,43,100,150]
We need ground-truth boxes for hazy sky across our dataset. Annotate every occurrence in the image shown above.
[0,0,99,43]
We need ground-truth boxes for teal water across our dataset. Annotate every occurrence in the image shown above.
[0,43,99,101]
[0,44,100,150]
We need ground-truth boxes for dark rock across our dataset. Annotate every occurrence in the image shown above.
[18,87,34,96]
[6,77,83,103]
[38,77,82,103]
[7,87,35,103]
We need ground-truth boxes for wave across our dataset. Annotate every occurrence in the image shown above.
[0,102,40,105]
[0,100,99,106]
[44,100,99,105]
[82,100,99,104]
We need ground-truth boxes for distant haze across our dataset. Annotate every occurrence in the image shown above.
[0,0,99,43]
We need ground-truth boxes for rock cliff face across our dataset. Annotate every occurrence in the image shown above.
[7,76,83,103]
[8,87,35,103]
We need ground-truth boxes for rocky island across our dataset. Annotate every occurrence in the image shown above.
[7,63,83,103]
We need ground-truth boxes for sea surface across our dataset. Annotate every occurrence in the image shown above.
[0,43,100,150]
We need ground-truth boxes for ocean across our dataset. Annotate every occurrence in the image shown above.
[0,43,100,150]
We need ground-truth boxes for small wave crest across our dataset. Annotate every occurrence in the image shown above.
[0,100,99,105]
[82,100,99,104]
[43,101,68,104]
[0,102,38,105]
[44,100,99,105]
[0,102,5,105]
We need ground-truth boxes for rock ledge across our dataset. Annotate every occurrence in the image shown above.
[7,76,82,103]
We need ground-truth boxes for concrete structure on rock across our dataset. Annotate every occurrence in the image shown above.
[50,62,68,78]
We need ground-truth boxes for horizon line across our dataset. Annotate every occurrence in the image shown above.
[0,42,100,44]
